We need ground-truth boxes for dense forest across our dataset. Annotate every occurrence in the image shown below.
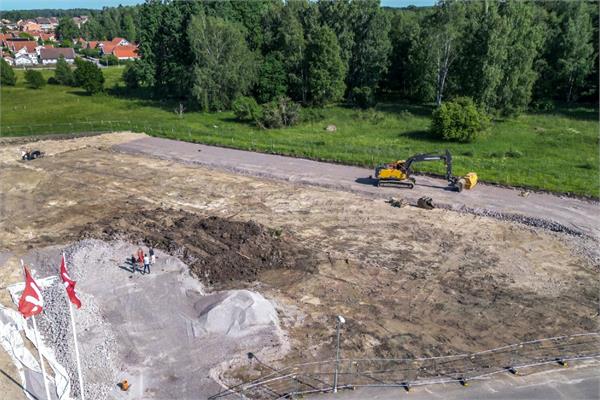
[11,0,600,115]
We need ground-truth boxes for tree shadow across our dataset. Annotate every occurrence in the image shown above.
[377,102,434,118]
[546,105,599,121]
[400,130,445,143]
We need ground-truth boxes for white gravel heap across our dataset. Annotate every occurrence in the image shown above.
[194,290,279,337]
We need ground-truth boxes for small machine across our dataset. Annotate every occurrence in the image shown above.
[21,149,44,161]
[374,150,477,192]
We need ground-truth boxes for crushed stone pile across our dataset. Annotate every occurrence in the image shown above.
[35,243,121,400]
[194,290,278,337]
[79,208,317,286]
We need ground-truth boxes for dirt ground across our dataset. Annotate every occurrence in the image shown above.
[0,133,598,397]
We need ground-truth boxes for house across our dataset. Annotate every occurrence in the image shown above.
[14,47,37,66]
[2,51,14,65]
[87,41,99,50]
[39,32,56,42]
[98,37,130,55]
[72,16,89,29]
[17,19,41,32]
[111,45,139,60]
[7,40,38,55]
[40,47,75,64]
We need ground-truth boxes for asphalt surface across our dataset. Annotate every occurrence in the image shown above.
[310,363,600,400]
[116,137,599,239]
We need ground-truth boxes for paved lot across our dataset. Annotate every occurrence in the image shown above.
[117,137,599,238]
[311,363,600,400]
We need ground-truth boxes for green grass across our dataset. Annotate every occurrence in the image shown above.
[2,67,598,197]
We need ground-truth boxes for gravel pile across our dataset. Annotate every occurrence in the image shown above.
[442,203,584,237]
[36,242,120,400]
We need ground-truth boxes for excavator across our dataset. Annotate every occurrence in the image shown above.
[374,149,477,192]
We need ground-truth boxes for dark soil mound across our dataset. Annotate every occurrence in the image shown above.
[80,208,316,287]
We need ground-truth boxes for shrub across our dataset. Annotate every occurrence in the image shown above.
[74,58,104,94]
[505,149,523,158]
[531,99,555,112]
[24,69,46,89]
[47,76,59,85]
[100,54,119,66]
[54,55,74,86]
[232,96,261,122]
[301,108,326,123]
[256,96,301,129]
[123,62,142,89]
[350,86,375,109]
[0,58,16,86]
[431,97,489,142]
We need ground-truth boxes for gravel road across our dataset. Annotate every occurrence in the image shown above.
[116,137,599,239]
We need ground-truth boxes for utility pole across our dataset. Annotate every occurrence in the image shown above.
[333,315,345,393]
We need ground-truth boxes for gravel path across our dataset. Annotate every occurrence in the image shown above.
[115,137,599,239]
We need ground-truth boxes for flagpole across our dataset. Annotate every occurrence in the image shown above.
[31,314,52,400]
[64,252,85,400]
[20,260,51,400]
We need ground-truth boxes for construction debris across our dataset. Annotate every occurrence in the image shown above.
[386,197,407,208]
[417,196,435,210]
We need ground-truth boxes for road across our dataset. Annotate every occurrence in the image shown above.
[310,363,600,400]
[116,136,599,239]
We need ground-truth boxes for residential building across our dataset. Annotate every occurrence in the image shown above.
[111,45,139,60]
[40,47,75,64]
[72,16,89,29]
[17,19,41,32]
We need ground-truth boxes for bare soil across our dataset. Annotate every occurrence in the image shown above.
[0,133,598,398]
[79,209,316,287]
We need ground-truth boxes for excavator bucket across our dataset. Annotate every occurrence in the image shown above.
[456,172,478,192]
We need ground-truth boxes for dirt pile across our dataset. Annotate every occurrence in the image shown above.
[79,208,317,287]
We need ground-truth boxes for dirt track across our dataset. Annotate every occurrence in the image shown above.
[0,132,598,398]
[116,136,600,239]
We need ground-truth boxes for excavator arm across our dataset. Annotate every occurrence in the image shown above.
[403,149,454,182]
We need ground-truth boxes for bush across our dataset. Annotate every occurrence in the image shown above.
[74,58,104,94]
[24,69,46,89]
[256,96,301,129]
[301,108,326,123]
[54,55,74,86]
[350,86,375,109]
[0,58,16,86]
[431,97,489,142]
[122,63,140,89]
[232,96,261,121]
[531,99,555,112]
[100,54,119,66]
[47,76,59,85]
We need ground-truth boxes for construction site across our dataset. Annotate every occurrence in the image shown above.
[0,132,598,399]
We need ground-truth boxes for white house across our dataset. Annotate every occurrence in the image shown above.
[39,47,75,65]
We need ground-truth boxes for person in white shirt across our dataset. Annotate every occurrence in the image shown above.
[143,254,151,274]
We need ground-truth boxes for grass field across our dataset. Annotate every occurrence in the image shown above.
[2,67,598,197]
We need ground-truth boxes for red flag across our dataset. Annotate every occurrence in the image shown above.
[60,254,82,309]
[18,266,44,318]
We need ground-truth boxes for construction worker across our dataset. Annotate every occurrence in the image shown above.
[149,247,155,265]
[143,253,150,274]
[137,248,144,270]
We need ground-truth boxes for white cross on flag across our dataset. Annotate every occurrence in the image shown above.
[60,254,82,309]
[18,266,44,318]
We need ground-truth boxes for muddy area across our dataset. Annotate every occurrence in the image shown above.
[79,209,317,287]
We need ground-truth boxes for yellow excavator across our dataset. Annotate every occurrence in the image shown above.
[374,150,477,192]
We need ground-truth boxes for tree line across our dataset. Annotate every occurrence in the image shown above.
[10,1,599,117]
[120,0,596,116]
